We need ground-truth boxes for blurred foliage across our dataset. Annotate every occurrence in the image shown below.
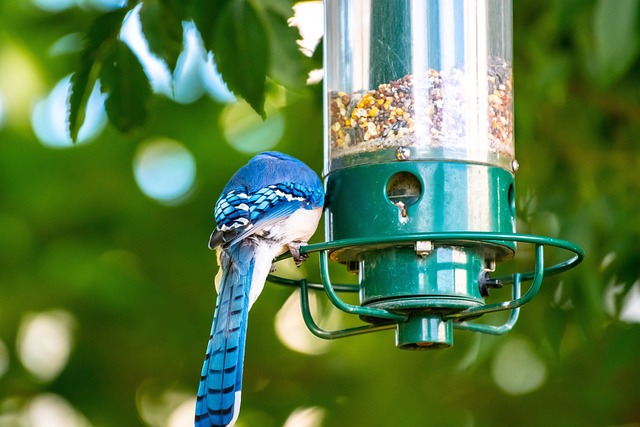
[1,0,640,426]
[67,0,316,137]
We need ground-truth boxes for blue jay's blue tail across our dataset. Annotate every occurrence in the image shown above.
[195,242,256,427]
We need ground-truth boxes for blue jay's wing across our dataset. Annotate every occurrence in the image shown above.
[196,243,254,427]
[209,190,252,249]
[209,183,313,249]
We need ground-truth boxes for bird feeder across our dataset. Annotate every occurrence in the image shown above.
[269,0,583,349]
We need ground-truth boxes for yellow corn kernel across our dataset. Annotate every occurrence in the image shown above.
[352,108,367,118]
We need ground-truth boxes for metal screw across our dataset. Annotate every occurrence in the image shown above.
[415,241,433,257]
[396,147,410,161]
[512,159,520,172]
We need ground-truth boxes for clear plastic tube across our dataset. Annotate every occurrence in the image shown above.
[324,0,514,173]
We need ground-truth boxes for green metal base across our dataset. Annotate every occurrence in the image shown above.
[359,245,486,311]
[325,161,516,262]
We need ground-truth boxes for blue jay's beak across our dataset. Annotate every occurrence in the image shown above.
[208,230,221,250]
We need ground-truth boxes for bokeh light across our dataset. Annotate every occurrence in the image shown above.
[491,337,547,395]
[275,287,340,356]
[220,100,285,154]
[32,0,74,12]
[0,42,46,127]
[136,380,193,427]
[619,280,640,323]
[172,21,207,104]
[83,0,125,9]
[32,0,125,12]
[16,309,76,382]
[201,52,235,103]
[291,1,324,84]
[291,1,323,56]
[283,406,325,427]
[31,74,107,148]
[604,277,625,317]
[166,398,196,427]
[120,7,233,106]
[133,138,196,205]
[0,92,5,130]
[25,393,92,427]
[120,4,173,96]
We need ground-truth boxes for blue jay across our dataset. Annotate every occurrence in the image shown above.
[195,151,324,427]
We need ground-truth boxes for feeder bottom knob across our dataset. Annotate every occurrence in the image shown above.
[396,313,453,350]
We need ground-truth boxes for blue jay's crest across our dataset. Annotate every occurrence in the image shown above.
[198,151,324,427]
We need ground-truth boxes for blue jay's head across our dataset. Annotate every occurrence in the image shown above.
[254,151,300,162]
[222,151,324,207]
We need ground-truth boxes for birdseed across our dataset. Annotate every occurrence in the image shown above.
[328,59,514,161]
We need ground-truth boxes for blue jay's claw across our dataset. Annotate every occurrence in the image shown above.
[270,263,277,273]
[288,241,309,267]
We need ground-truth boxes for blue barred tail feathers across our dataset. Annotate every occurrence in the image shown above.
[195,242,256,427]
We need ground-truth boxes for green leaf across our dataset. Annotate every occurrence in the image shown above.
[261,0,295,17]
[156,0,191,20]
[191,0,232,51]
[68,63,95,143]
[265,8,309,89]
[68,8,129,142]
[311,38,323,71]
[139,0,183,72]
[101,41,151,133]
[212,0,269,118]
[592,0,640,86]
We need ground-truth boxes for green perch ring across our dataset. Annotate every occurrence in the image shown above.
[268,232,584,349]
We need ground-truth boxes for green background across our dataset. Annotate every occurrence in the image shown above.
[1,0,639,426]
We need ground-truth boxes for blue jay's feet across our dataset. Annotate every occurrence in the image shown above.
[288,241,309,267]
[270,263,277,273]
